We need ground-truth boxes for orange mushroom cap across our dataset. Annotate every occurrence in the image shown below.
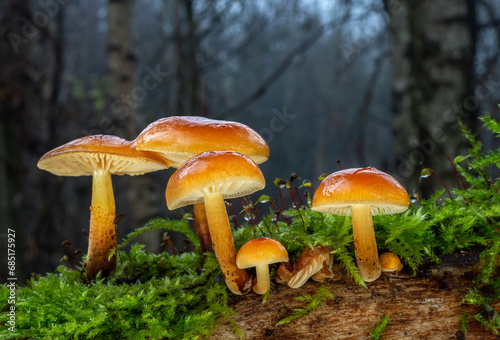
[380,252,403,272]
[312,167,411,216]
[134,116,269,167]
[166,150,265,210]
[236,237,289,269]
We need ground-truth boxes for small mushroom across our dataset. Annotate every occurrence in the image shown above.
[37,135,169,279]
[287,245,333,288]
[236,237,289,294]
[380,252,403,272]
[134,116,269,253]
[166,150,265,295]
[312,167,410,282]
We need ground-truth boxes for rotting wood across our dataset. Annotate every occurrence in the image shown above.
[210,265,499,340]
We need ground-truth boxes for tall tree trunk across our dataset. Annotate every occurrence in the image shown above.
[106,0,167,252]
[0,0,67,281]
[174,0,205,116]
[387,0,477,189]
[0,0,32,281]
[107,0,137,139]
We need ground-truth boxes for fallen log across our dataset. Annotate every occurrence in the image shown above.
[210,265,499,339]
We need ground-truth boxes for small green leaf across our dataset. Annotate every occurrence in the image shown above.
[369,314,390,340]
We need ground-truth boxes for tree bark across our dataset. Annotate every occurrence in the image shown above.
[0,0,67,281]
[107,0,167,252]
[387,0,477,188]
[107,0,137,139]
[211,265,498,339]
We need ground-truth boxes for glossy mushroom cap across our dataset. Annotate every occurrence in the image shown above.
[380,252,403,272]
[166,150,265,209]
[236,237,288,294]
[236,238,289,269]
[37,135,169,176]
[134,116,270,167]
[312,167,411,215]
[312,167,410,283]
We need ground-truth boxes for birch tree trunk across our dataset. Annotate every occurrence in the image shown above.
[387,0,477,187]
[107,0,137,139]
[106,0,165,252]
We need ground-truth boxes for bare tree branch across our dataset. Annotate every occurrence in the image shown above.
[217,26,324,120]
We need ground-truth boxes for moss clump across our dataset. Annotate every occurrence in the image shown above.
[0,220,235,340]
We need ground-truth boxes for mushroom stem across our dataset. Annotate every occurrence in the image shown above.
[204,192,251,294]
[193,203,213,253]
[86,170,117,280]
[254,264,270,294]
[351,204,381,282]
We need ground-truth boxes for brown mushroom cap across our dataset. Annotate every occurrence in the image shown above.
[166,150,265,210]
[37,135,169,176]
[133,116,270,167]
[236,238,289,269]
[312,167,410,215]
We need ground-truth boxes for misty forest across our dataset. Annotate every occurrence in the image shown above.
[2,0,500,339]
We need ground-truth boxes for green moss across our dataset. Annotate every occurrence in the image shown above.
[2,113,500,338]
[369,314,390,340]
[275,284,334,326]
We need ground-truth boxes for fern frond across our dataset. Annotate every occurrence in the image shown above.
[118,217,199,251]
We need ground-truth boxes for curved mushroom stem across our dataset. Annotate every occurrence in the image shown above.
[253,264,271,294]
[86,170,117,280]
[351,204,381,282]
[193,203,213,253]
[204,192,251,295]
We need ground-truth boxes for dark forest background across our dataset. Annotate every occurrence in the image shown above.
[1,0,499,282]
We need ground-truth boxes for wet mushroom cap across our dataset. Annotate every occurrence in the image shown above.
[236,237,289,269]
[311,167,410,283]
[311,167,410,215]
[133,116,270,167]
[166,150,265,209]
[37,135,169,176]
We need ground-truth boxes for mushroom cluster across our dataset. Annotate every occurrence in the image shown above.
[38,116,272,294]
[38,115,411,293]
